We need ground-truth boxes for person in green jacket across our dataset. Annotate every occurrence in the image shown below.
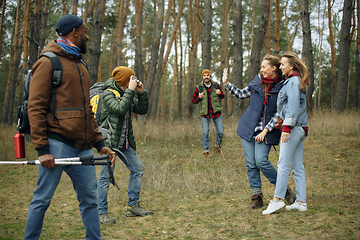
[97,66,153,224]
[192,69,225,158]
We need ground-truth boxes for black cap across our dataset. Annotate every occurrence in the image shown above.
[55,14,83,36]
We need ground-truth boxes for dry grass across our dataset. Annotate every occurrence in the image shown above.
[0,111,359,239]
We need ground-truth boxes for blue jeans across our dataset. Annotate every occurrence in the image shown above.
[98,145,144,213]
[275,126,306,202]
[201,115,224,152]
[24,139,100,240]
[241,137,277,190]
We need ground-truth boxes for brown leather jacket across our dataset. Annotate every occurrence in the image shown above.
[28,40,104,156]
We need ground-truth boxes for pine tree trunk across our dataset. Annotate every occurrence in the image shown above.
[265,0,273,55]
[28,0,42,69]
[355,0,360,109]
[185,0,200,118]
[231,0,243,117]
[274,0,280,56]
[145,0,164,100]
[177,30,183,119]
[301,0,315,112]
[0,0,7,63]
[248,0,270,83]
[334,0,353,112]
[202,0,212,70]
[134,0,144,80]
[148,0,169,119]
[88,0,106,86]
[328,0,337,109]
[4,0,22,124]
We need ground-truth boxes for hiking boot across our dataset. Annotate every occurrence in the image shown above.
[286,200,308,211]
[285,186,296,205]
[203,152,209,159]
[99,213,116,224]
[126,202,154,217]
[262,200,285,215]
[214,146,222,156]
[248,193,264,209]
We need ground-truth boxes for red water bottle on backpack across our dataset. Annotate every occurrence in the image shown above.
[14,132,25,159]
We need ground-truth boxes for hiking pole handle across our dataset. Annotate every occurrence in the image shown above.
[78,154,110,162]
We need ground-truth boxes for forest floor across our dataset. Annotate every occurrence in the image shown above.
[0,111,359,239]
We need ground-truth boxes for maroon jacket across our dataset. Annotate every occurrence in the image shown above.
[28,40,104,156]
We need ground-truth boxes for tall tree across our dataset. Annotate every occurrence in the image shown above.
[145,0,164,99]
[29,0,42,69]
[3,0,22,124]
[301,0,315,111]
[327,0,337,108]
[355,0,360,109]
[230,0,243,117]
[274,0,280,56]
[201,0,212,70]
[0,0,6,63]
[265,0,273,55]
[148,0,173,118]
[185,0,201,118]
[247,0,270,83]
[88,0,106,85]
[134,0,144,80]
[334,0,353,111]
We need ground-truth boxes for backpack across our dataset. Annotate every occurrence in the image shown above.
[17,52,63,134]
[198,82,220,93]
[90,82,122,143]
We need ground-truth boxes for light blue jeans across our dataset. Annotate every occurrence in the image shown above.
[275,126,307,202]
[201,115,224,152]
[24,138,100,240]
[241,137,277,191]
[98,145,144,213]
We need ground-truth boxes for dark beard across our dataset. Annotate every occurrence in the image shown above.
[80,44,87,54]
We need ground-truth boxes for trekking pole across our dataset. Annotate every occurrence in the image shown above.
[0,154,110,165]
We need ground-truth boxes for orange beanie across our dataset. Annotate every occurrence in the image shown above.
[202,69,211,77]
[112,66,135,86]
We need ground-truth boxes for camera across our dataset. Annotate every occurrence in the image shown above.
[132,76,140,83]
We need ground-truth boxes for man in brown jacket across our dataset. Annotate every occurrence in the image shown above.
[24,15,115,240]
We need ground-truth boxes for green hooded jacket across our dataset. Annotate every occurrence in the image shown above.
[99,78,149,150]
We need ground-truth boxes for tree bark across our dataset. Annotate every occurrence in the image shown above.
[28,0,42,69]
[201,0,212,70]
[0,0,6,63]
[3,0,22,124]
[328,0,337,109]
[145,0,164,99]
[88,0,106,86]
[148,0,173,119]
[274,0,280,56]
[334,0,353,112]
[301,0,315,112]
[185,0,201,118]
[231,0,243,117]
[247,0,270,83]
[265,0,273,55]
[355,0,360,109]
[134,0,144,80]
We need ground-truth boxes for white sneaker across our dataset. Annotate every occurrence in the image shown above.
[262,200,285,215]
[286,200,308,211]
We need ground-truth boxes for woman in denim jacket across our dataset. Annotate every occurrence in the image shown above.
[263,52,309,215]
[223,55,296,209]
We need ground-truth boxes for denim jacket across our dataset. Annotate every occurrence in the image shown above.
[277,76,308,127]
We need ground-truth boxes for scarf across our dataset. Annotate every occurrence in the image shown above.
[287,71,299,79]
[56,37,81,57]
[261,75,280,105]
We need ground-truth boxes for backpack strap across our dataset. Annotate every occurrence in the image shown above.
[41,52,63,120]
[198,84,203,93]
